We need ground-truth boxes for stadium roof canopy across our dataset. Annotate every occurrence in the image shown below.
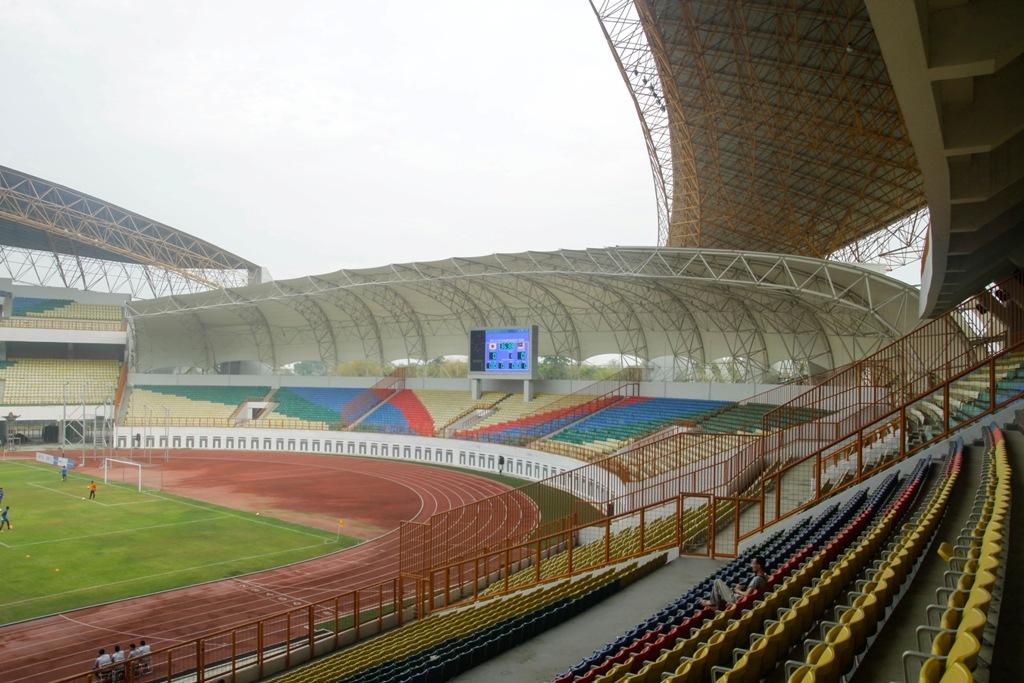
[128,247,919,382]
[591,0,1024,315]
[864,2,1024,316]
[0,165,262,298]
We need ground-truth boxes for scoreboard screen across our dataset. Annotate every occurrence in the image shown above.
[469,326,538,378]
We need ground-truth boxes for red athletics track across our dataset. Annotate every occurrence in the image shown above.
[0,450,539,683]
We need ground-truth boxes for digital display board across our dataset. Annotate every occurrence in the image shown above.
[469,326,538,378]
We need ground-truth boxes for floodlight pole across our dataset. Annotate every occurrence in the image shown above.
[145,408,152,464]
[80,382,86,467]
[61,381,67,449]
[111,403,117,460]
[90,406,98,468]
[164,406,170,463]
[106,389,114,461]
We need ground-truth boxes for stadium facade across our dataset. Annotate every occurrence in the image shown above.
[0,3,1022,681]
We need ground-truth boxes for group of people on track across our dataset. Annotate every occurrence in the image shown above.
[92,641,151,680]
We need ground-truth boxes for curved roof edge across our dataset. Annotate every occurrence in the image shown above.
[128,247,920,383]
[0,165,260,282]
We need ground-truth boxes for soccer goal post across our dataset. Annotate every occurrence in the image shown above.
[103,457,143,492]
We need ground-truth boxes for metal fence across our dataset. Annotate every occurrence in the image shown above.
[55,275,1024,683]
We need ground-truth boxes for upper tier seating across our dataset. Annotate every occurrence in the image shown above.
[455,394,616,444]
[409,389,509,434]
[949,352,1024,424]
[262,387,365,427]
[549,397,729,453]
[696,402,828,433]
[0,358,120,404]
[10,297,123,321]
[125,385,269,425]
[464,393,590,432]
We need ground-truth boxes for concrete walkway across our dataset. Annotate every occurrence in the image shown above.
[451,553,725,683]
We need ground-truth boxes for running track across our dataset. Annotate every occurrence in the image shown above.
[0,451,539,683]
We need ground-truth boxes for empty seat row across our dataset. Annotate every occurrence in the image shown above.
[638,458,929,683]
[777,444,963,682]
[704,459,936,683]
[261,387,365,427]
[454,393,596,437]
[455,395,618,444]
[902,425,1010,683]
[357,390,434,436]
[413,390,510,434]
[0,358,120,404]
[10,296,123,320]
[124,385,269,424]
[272,557,664,683]
[548,397,728,454]
[950,355,1024,424]
[553,470,909,682]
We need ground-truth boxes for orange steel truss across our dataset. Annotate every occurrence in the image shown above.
[592,1,927,260]
[59,275,1024,683]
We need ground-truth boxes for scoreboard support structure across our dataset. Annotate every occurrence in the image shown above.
[468,325,539,402]
[470,377,535,402]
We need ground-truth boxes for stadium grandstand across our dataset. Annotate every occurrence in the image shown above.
[0,2,1021,683]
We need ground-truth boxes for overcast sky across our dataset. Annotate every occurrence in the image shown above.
[0,1,656,280]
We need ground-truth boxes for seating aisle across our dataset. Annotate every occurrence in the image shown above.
[848,439,983,682]
[450,556,725,682]
[989,423,1024,681]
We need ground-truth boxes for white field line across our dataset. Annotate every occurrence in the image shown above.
[0,514,228,549]
[137,489,339,541]
[4,459,336,542]
[0,541,334,609]
[27,481,154,507]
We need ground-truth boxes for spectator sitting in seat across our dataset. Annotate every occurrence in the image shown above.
[93,649,112,682]
[701,555,768,609]
[127,643,138,674]
[110,644,125,680]
[136,640,152,673]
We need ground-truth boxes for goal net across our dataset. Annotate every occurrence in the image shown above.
[103,457,144,492]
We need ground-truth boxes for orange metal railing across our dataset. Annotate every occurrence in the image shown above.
[57,347,1024,683]
[53,275,1024,683]
[117,417,330,431]
[114,363,129,411]
[0,316,126,332]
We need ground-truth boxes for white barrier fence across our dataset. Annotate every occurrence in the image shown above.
[115,426,626,504]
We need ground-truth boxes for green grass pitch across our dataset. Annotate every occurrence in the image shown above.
[0,460,358,625]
